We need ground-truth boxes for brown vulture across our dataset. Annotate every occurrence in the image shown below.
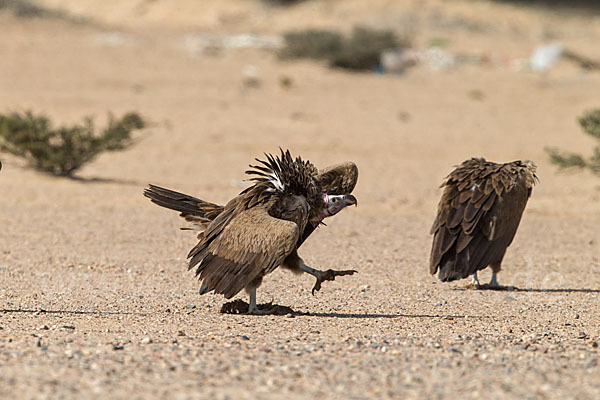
[429,158,537,289]
[144,149,358,314]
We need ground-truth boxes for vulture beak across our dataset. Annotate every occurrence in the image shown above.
[344,194,358,207]
[324,194,357,218]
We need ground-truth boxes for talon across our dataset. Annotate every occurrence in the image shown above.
[311,281,322,296]
[311,269,358,296]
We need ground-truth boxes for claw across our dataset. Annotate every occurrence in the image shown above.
[311,269,358,295]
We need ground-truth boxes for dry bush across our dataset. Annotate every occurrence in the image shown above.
[0,111,146,177]
[278,26,407,71]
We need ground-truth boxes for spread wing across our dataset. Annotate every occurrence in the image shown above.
[187,197,301,299]
[318,162,359,195]
[144,161,357,244]
[430,159,530,281]
[297,161,359,246]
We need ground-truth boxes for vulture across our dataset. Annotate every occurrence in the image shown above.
[429,158,537,289]
[144,149,358,314]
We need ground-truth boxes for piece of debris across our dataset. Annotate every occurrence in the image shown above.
[530,43,564,72]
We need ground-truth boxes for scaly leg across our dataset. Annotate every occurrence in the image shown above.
[300,263,357,295]
[471,272,481,289]
[487,270,515,290]
[246,288,274,315]
[489,271,499,287]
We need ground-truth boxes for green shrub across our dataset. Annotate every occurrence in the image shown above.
[0,0,60,18]
[547,108,600,176]
[261,0,305,6]
[0,111,146,177]
[278,29,344,61]
[278,26,406,71]
[330,27,401,70]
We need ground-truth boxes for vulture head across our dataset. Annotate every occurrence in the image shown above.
[318,192,357,221]
[512,159,538,195]
[246,149,357,224]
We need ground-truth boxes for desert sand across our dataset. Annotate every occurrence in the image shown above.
[1,1,599,398]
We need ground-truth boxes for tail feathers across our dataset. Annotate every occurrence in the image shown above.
[435,252,475,282]
[199,282,212,295]
[144,184,224,221]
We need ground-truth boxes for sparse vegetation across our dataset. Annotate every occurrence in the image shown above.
[278,29,344,61]
[278,26,407,71]
[0,111,146,177]
[547,108,600,176]
[0,0,59,18]
[261,0,306,6]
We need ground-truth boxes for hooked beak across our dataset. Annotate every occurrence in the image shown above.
[324,194,358,218]
[344,194,357,207]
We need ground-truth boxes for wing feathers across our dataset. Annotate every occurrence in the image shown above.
[430,158,535,281]
[190,199,300,299]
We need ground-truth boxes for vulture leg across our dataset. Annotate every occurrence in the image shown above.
[489,271,499,287]
[487,263,515,290]
[470,272,481,289]
[300,263,357,295]
[246,288,275,315]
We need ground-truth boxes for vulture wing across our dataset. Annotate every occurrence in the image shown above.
[298,161,359,246]
[430,158,534,282]
[318,162,359,195]
[187,195,302,299]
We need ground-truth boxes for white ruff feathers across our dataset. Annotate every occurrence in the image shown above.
[269,173,285,192]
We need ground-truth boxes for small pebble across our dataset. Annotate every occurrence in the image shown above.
[141,337,152,345]
[186,304,196,310]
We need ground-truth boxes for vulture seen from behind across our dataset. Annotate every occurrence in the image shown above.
[144,150,358,314]
[430,158,537,289]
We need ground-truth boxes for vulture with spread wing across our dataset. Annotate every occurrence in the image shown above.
[430,158,537,289]
[144,150,358,314]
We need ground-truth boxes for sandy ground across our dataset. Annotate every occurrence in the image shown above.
[1,1,600,398]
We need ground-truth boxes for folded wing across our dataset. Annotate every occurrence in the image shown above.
[430,159,532,281]
[187,197,301,299]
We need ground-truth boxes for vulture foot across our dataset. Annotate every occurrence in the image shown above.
[311,268,358,295]
[460,273,480,289]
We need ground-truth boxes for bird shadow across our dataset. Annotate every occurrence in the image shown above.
[1,308,153,316]
[451,286,600,294]
[304,312,475,319]
[514,288,600,294]
[2,307,500,320]
[67,175,141,186]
